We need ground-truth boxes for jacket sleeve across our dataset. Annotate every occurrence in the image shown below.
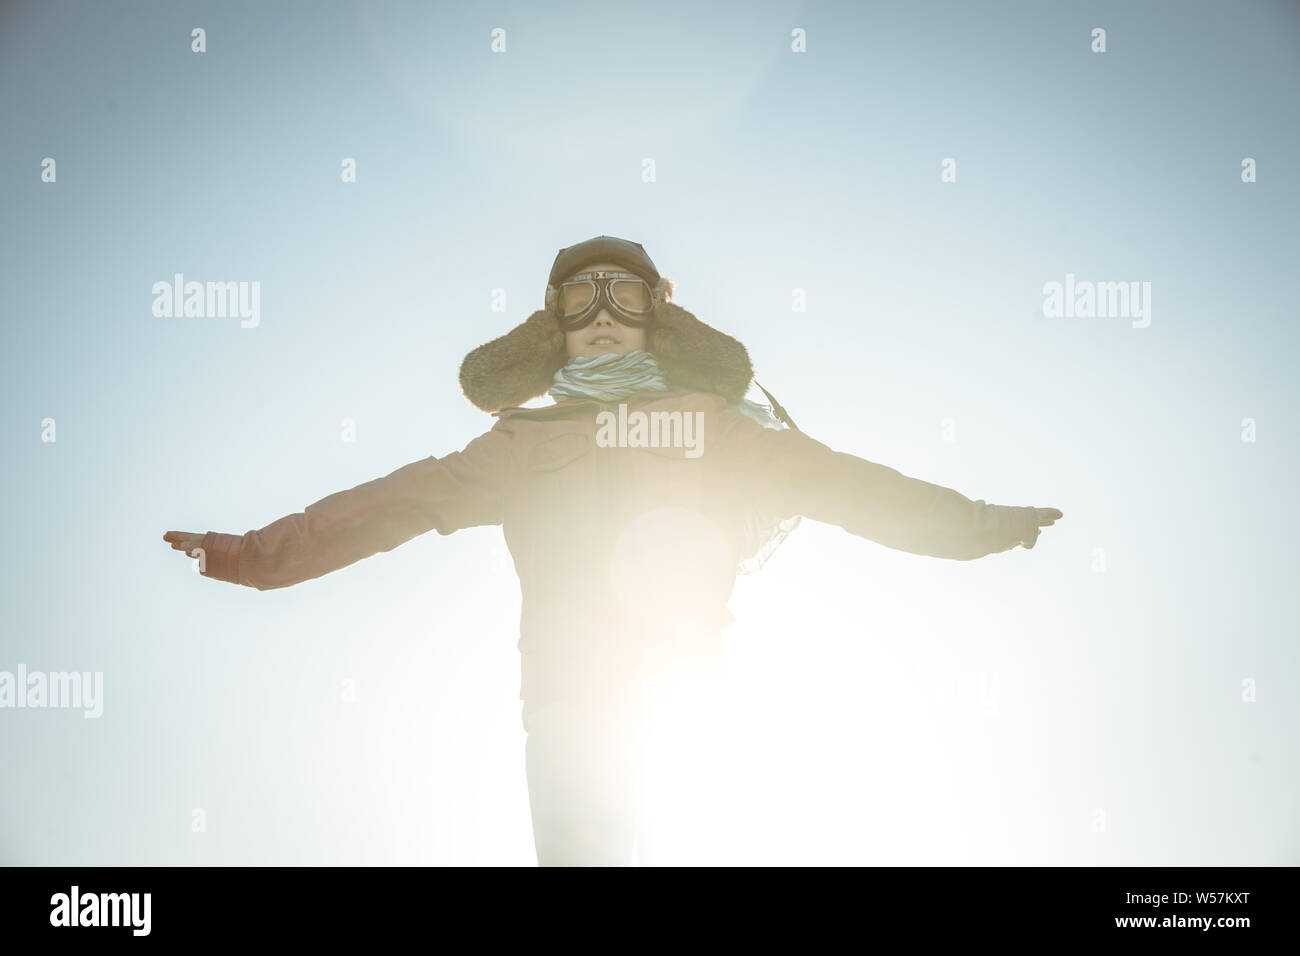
[722,411,1040,561]
[198,420,518,590]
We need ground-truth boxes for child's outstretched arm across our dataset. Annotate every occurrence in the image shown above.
[721,409,1060,561]
[164,420,518,590]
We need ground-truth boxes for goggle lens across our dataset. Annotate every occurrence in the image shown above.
[559,282,596,317]
[609,278,651,313]
[558,273,654,322]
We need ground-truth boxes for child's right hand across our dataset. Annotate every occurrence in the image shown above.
[163,530,206,557]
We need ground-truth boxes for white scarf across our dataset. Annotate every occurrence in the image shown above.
[549,348,785,430]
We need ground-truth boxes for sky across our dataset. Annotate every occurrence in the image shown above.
[1,0,1297,865]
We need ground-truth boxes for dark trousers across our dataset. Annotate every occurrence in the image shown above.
[522,690,646,866]
[521,654,735,867]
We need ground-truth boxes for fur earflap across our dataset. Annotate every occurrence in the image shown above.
[458,294,755,413]
[458,308,567,413]
[645,300,753,405]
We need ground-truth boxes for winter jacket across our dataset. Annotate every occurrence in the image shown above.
[198,385,1042,703]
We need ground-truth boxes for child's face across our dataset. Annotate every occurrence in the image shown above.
[562,260,649,360]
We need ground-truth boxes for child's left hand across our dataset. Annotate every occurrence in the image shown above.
[1036,508,1063,528]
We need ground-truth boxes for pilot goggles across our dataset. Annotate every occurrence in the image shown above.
[554,270,658,331]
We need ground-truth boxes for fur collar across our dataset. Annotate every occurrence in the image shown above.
[458,300,755,413]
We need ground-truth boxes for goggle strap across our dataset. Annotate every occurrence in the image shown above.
[754,380,800,432]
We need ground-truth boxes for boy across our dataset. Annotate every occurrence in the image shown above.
[166,234,1061,865]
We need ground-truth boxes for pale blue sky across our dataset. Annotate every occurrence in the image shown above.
[1,0,1297,864]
